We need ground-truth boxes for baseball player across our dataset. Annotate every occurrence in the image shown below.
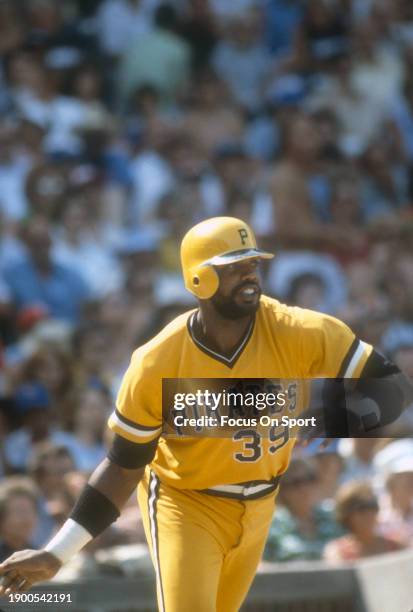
[0,217,411,611]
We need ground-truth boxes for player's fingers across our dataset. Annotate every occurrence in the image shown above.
[0,569,20,591]
[3,574,27,594]
[0,554,27,572]
[11,577,31,593]
[19,580,33,593]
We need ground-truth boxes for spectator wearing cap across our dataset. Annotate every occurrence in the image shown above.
[3,216,90,324]
[0,477,39,562]
[263,458,343,562]
[3,382,79,472]
[379,457,413,545]
[324,482,404,562]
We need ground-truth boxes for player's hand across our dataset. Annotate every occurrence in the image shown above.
[0,550,62,595]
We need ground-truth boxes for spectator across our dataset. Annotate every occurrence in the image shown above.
[339,438,379,485]
[183,69,244,155]
[324,481,404,562]
[118,3,191,107]
[264,0,304,58]
[69,385,110,472]
[0,1,25,58]
[97,0,151,59]
[312,442,344,502]
[212,10,272,112]
[263,458,342,562]
[13,344,74,424]
[267,251,348,315]
[3,216,90,325]
[24,163,68,220]
[0,477,39,562]
[390,77,413,163]
[52,197,123,299]
[71,323,113,391]
[4,382,79,472]
[0,120,30,222]
[28,442,76,547]
[309,52,387,151]
[379,458,413,544]
[359,136,409,222]
[292,0,350,73]
[269,113,354,250]
[178,0,217,72]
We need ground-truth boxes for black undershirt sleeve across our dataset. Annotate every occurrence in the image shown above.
[320,350,411,436]
[360,349,401,378]
[107,433,159,469]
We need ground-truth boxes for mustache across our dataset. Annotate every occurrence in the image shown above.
[231,281,261,296]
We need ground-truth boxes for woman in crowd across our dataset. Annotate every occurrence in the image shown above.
[0,477,39,562]
[324,481,404,562]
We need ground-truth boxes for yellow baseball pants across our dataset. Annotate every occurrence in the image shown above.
[138,469,276,612]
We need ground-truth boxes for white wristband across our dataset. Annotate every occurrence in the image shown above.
[45,519,93,564]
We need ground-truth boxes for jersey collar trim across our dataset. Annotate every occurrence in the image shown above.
[186,311,255,368]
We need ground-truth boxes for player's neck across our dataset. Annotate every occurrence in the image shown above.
[196,307,254,356]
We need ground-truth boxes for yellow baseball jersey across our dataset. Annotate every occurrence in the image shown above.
[108,295,372,490]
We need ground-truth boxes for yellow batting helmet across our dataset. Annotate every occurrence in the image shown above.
[181,217,274,299]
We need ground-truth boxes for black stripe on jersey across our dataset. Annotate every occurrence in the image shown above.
[337,338,359,377]
[187,311,255,369]
[148,471,165,612]
[115,408,160,432]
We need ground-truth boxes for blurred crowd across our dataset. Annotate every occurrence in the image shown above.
[0,0,413,577]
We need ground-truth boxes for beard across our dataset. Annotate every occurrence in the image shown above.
[210,283,261,320]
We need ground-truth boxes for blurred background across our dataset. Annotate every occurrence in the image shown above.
[0,0,413,609]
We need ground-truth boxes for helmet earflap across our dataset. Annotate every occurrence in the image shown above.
[190,265,219,299]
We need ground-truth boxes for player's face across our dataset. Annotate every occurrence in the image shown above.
[211,258,262,319]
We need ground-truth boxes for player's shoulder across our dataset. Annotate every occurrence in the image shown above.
[259,295,349,334]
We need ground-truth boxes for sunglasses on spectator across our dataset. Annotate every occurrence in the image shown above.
[347,499,379,513]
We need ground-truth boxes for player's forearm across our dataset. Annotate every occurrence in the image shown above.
[88,458,145,511]
[44,458,146,565]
